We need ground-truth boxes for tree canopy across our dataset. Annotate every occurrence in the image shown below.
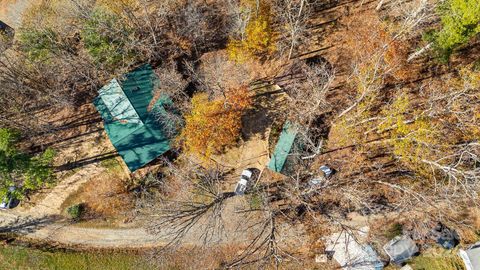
[0,129,55,199]
[227,0,276,62]
[431,0,480,61]
[180,87,252,160]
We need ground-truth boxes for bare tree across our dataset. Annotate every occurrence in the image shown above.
[286,59,334,126]
[147,160,236,246]
[182,51,255,101]
[274,0,312,59]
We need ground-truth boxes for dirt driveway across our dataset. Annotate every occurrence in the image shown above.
[0,0,35,27]
[0,160,164,249]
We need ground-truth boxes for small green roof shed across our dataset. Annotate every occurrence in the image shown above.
[267,121,298,173]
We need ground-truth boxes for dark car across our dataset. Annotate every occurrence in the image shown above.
[429,223,460,249]
[0,186,19,210]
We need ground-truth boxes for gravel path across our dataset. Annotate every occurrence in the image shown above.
[20,164,105,217]
[0,0,34,27]
[0,152,261,249]
[0,163,166,249]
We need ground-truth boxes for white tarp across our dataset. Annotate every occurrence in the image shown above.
[459,242,480,270]
[326,229,384,270]
[383,235,418,265]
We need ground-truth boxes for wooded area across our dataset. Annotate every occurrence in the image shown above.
[0,0,479,269]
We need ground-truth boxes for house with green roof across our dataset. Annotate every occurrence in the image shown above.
[94,64,173,172]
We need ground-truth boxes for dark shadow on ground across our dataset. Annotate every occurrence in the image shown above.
[55,152,118,172]
[241,105,273,141]
[0,215,60,235]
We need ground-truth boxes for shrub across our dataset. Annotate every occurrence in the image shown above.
[17,28,59,62]
[227,0,276,62]
[81,8,136,69]
[0,128,55,199]
[429,0,480,61]
[67,203,85,220]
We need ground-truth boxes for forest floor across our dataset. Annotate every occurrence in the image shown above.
[3,0,478,268]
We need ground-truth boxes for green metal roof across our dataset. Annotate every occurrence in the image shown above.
[267,121,298,173]
[94,64,172,172]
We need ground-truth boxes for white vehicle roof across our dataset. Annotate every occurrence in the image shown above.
[320,165,332,174]
[241,169,253,178]
[238,179,248,185]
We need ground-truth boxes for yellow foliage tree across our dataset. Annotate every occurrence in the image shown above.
[180,87,252,160]
[378,94,441,179]
[227,0,276,62]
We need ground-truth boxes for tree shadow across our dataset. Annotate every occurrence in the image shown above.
[241,105,273,141]
[30,128,104,154]
[55,151,118,172]
[0,215,60,235]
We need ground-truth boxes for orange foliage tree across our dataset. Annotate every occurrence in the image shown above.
[179,87,252,160]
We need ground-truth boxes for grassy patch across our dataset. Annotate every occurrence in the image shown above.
[0,245,153,270]
[384,223,403,239]
[100,157,123,174]
[409,248,465,270]
[249,192,263,210]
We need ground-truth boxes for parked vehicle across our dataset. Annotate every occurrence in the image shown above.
[0,186,19,210]
[235,169,253,195]
[428,223,459,249]
[459,241,480,270]
[320,165,334,178]
[309,178,323,187]
[309,165,335,187]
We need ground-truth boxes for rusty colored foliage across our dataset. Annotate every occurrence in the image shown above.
[179,87,252,160]
[343,12,412,82]
[81,175,133,217]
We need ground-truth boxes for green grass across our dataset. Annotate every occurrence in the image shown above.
[100,157,123,173]
[0,245,154,270]
[249,192,263,210]
[409,248,465,270]
[384,223,403,239]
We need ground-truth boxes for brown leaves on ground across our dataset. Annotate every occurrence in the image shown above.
[453,207,480,244]
[81,173,133,217]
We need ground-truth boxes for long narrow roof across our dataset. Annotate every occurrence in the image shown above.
[94,64,172,172]
[267,121,298,173]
